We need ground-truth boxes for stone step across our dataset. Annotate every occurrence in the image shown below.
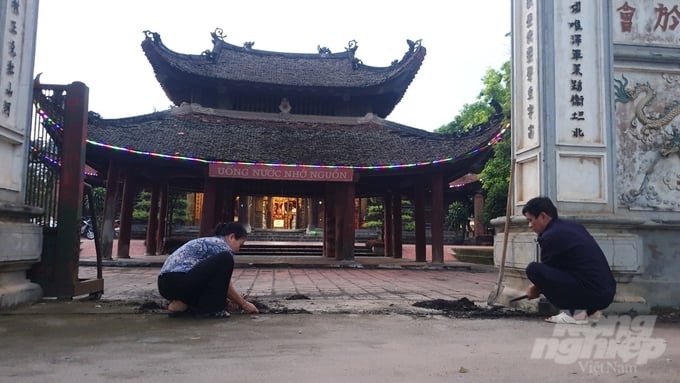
[239,244,375,257]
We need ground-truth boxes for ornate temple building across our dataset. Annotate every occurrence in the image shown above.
[85,29,504,261]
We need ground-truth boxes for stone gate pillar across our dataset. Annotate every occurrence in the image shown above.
[0,0,41,308]
[496,0,680,312]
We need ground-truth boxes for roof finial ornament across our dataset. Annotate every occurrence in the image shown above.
[317,45,332,55]
[279,97,292,114]
[243,41,255,49]
[345,40,358,54]
[143,30,161,44]
[211,28,226,44]
[201,49,217,62]
[405,39,422,54]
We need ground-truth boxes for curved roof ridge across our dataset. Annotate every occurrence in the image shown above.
[141,30,426,88]
[376,111,505,141]
[167,103,380,124]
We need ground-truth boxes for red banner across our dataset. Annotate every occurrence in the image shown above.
[209,163,354,182]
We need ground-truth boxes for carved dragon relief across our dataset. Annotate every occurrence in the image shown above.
[614,75,680,211]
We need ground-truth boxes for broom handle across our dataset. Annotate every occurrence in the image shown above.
[495,159,515,288]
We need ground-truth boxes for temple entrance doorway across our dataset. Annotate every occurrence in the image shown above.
[237,196,317,230]
[265,196,301,229]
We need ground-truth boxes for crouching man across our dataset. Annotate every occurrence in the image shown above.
[523,197,616,324]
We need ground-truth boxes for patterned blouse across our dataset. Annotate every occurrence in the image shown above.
[159,236,233,274]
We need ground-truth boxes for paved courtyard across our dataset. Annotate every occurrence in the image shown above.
[1,240,678,382]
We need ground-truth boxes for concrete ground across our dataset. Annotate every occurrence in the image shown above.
[0,240,678,382]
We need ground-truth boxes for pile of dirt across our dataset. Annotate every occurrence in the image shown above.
[413,298,543,319]
[651,307,680,323]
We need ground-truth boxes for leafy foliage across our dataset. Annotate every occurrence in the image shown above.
[132,190,189,224]
[436,61,510,135]
[446,199,472,236]
[437,60,512,226]
[362,197,415,232]
[479,129,511,224]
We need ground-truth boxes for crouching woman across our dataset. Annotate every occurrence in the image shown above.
[158,222,259,318]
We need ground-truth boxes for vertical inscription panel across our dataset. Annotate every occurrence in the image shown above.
[513,0,540,154]
[554,0,607,146]
[0,0,27,134]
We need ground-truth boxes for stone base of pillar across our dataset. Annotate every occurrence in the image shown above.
[489,216,679,313]
[0,268,43,309]
[0,213,44,309]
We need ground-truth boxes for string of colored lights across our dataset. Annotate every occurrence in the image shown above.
[34,103,97,177]
[36,101,506,170]
[86,128,506,170]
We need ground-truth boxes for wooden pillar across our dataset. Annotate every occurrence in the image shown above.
[430,174,445,264]
[473,191,485,239]
[145,181,160,256]
[116,175,135,259]
[200,178,219,236]
[383,192,394,257]
[101,161,120,261]
[52,82,89,296]
[308,198,319,231]
[414,181,427,262]
[335,182,356,260]
[392,193,403,259]
[222,181,234,223]
[323,187,336,258]
[156,181,169,255]
[237,194,250,231]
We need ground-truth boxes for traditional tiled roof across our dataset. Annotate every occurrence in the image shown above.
[86,104,503,169]
[141,30,426,117]
[449,173,481,188]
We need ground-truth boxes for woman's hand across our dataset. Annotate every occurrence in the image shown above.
[241,300,259,314]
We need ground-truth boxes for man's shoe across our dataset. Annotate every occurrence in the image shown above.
[545,311,589,325]
[588,310,602,324]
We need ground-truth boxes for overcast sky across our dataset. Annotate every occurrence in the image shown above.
[33,1,510,132]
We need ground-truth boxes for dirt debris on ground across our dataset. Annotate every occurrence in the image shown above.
[96,295,680,323]
[413,297,544,319]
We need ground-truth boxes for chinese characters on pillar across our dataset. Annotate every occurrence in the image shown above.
[615,1,680,45]
[568,1,586,138]
[0,0,24,130]
[524,0,537,142]
[653,3,680,31]
[617,2,636,32]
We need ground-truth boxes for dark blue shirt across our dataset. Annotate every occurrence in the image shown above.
[538,218,616,299]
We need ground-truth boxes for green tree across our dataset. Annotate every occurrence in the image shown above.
[133,190,151,221]
[436,61,510,135]
[479,128,511,224]
[438,101,494,134]
[446,199,472,236]
[478,60,512,224]
[437,60,512,226]
[362,197,415,232]
[132,190,189,224]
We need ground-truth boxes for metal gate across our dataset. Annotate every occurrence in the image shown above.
[26,81,103,299]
